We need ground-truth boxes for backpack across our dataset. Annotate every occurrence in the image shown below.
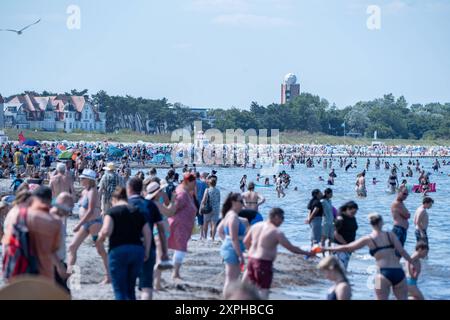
[200,189,213,215]
[2,207,39,280]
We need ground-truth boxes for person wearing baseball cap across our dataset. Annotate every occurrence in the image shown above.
[68,169,111,285]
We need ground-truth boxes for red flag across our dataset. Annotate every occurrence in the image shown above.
[18,131,26,143]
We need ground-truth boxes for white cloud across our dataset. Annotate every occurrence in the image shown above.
[212,13,294,28]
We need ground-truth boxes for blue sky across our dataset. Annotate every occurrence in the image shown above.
[1,0,449,109]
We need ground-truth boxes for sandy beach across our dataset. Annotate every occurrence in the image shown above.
[0,175,322,300]
[63,215,321,300]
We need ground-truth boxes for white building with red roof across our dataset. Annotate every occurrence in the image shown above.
[2,94,106,133]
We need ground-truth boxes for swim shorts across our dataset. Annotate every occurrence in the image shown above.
[247,257,273,289]
[407,277,417,286]
[415,229,428,245]
[392,225,407,257]
[392,225,407,247]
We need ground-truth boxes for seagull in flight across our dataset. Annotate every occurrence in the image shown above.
[0,19,41,35]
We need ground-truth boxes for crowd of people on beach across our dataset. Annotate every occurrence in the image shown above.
[0,140,444,300]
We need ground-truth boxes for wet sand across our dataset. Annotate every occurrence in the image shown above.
[1,175,323,300]
[63,216,322,300]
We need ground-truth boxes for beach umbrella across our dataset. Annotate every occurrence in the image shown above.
[23,139,40,147]
[58,151,73,160]
[108,146,124,157]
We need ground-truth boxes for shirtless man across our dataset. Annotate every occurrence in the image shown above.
[242,182,265,212]
[243,208,312,299]
[49,163,74,199]
[413,197,433,246]
[355,171,367,198]
[391,186,411,252]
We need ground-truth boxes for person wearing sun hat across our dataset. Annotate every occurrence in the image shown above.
[99,162,120,215]
[143,180,175,289]
[68,168,111,285]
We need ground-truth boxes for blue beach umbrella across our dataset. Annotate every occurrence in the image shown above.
[23,139,40,147]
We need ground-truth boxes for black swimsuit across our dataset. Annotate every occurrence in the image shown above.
[370,232,406,286]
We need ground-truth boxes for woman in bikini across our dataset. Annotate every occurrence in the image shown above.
[317,256,351,300]
[242,182,265,213]
[68,169,110,284]
[217,193,249,297]
[325,213,416,300]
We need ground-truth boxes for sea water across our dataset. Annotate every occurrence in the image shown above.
[135,157,450,300]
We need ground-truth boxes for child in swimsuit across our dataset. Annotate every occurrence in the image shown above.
[407,241,429,300]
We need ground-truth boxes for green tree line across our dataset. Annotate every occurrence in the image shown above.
[13,90,450,139]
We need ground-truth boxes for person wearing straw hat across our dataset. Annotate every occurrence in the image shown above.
[144,180,175,290]
[99,162,120,215]
[67,169,111,284]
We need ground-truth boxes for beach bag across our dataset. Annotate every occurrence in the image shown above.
[2,207,39,280]
[200,190,213,215]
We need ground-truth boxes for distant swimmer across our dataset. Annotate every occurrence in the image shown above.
[372,177,380,185]
[345,161,353,172]
[387,170,398,194]
[328,169,337,185]
[406,166,413,177]
[239,175,247,192]
[375,157,381,170]
[276,175,286,198]
[355,171,367,198]
[242,182,266,213]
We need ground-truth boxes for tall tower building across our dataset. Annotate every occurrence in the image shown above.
[281,73,300,104]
